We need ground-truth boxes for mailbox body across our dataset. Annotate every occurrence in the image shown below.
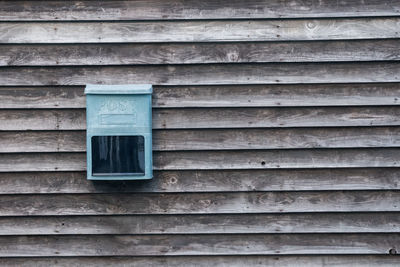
[85,84,153,180]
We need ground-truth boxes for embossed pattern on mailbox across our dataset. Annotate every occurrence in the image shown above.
[85,84,153,180]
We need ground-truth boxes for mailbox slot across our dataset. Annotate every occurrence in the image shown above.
[91,135,145,176]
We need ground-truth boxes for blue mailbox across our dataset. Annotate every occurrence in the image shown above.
[85,84,153,180]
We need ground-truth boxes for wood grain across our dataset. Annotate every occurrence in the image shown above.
[0,131,85,152]
[1,0,399,262]
[0,109,86,130]
[0,256,399,267]
[0,153,86,172]
[0,87,85,108]
[1,0,399,20]
[0,191,398,215]
[153,83,400,107]
[153,127,400,150]
[0,168,398,194]
[1,107,399,130]
[1,213,399,235]
[0,234,398,256]
[1,127,399,153]
[154,149,400,170]
[1,148,399,172]
[1,63,399,86]
[2,40,400,66]
[2,83,400,109]
[152,107,400,129]
[1,18,399,43]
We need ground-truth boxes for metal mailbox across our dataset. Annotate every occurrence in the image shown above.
[85,84,153,180]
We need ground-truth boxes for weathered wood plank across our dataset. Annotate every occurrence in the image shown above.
[1,19,400,44]
[1,255,399,267]
[0,191,398,215]
[154,149,400,170]
[0,148,399,172]
[0,168,398,194]
[2,127,400,153]
[1,213,399,235]
[0,131,85,152]
[153,107,400,129]
[0,87,85,108]
[1,107,399,130]
[0,234,398,256]
[153,127,400,151]
[2,40,400,66]
[153,83,400,107]
[0,153,86,172]
[2,0,399,21]
[2,83,400,109]
[1,63,399,86]
[0,110,86,130]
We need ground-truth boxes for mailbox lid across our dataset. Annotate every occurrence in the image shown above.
[85,84,152,95]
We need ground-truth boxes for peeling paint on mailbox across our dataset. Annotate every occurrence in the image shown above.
[85,84,153,180]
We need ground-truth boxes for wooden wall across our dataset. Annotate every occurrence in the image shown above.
[0,0,399,265]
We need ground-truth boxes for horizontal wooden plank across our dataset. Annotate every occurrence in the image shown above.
[0,87,85,108]
[0,234,398,256]
[153,83,400,107]
[155,148,400,170]
[2,83,400,109]
[1,213,399,235]
[0,131,85,152]
[2,40,400,66]
[154,127,400,150]
[1,18,400,43]
[0,153,86,172]
[1,107,400,130]
[0,191,399,215]
[1,256,399,267]
[1,127,400,153]
[0,110,86,131]
[0,168,398,194]
[1,148,399,172]
[139,107,400,129]
[1,63,399,86]
[2,0,399,21]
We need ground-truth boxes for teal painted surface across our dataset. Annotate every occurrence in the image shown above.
[85,84,152,94]
[85,84,153,180]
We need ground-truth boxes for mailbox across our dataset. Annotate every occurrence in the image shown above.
[85,84,153,180]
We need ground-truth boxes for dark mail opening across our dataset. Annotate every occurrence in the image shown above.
[91,136,145,176]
